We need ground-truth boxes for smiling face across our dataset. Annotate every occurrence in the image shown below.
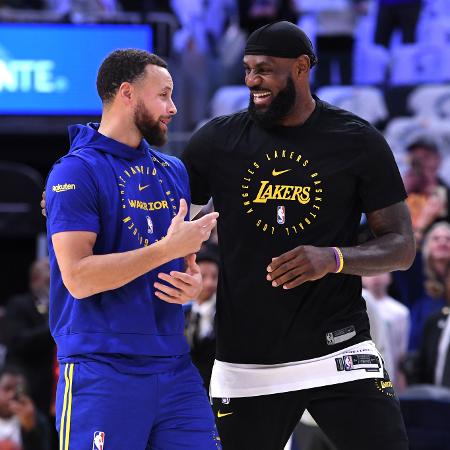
[131,64,177,146]
[427,224,450,263]
[244,55,299,128]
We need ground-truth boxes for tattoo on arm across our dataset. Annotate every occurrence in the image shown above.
[340,202,415,276]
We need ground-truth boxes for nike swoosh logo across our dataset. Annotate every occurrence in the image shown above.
[138,184,150,191]
[217,411,234,418]
[272,169,292,176]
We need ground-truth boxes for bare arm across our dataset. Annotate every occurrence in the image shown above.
[52,200,218,299]
[341,201,415,276]
[267,201,415,289]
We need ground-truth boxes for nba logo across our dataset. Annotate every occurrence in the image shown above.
[344,356,353,371]
[146,215,154,234]
[277,206,285,224]
[92,431,105,450]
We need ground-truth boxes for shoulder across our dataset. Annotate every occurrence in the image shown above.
[319,101,394,166]
[192,111,249,140]
[49,149,100,176]
[318,99,385,142]
[151,150,187,174]
[46,151,99,195]
[184,111,250,160]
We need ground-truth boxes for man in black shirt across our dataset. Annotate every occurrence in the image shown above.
[182,21,414,450]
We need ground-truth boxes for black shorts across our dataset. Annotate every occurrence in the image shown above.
[212,372,408,450]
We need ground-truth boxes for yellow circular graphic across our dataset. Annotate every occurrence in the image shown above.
[374,378,395,397]
[118,159,177,247]
[241,148,324,237]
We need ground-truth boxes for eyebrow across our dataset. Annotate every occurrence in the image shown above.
[243,61,273,69]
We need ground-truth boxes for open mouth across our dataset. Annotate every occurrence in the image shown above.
[159,118,171,131]
[252,90,272,106]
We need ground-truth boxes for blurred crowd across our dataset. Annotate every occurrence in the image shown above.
[2,0,450,131]
[1,0,450,449]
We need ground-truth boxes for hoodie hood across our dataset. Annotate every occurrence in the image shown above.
[68,123,148,161]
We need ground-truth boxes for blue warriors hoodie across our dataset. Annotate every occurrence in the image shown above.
[46,123,191,362]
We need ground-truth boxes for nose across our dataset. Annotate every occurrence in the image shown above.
[245,71,261,88]
[168,98,177,116]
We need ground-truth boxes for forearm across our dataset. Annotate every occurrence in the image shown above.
[340,232,415,276]
[65,240,173,299]
[267,202,415,289]
[54,202,219,299]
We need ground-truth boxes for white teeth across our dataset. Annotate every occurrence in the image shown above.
[253,92,271,98]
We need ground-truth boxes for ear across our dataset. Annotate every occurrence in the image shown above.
[117,81,133,104]
[295,55,311,77]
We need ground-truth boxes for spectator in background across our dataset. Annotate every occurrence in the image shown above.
[238,0,298,35]
[171,0,235,130]
[185,244,219,390]
[393,139,449,338]
[45,0,118,21]
[414,264,450,387]
[4,259,54,417]
[0,366,51,450]
[374,0,422,48]
[403,139,450,245]
[306,0,368,87]
[362,273,410,390]
[396,222,450,351]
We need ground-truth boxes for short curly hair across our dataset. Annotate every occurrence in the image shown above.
[96,49,168,104]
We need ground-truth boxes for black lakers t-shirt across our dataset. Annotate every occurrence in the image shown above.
[181,99,406,364]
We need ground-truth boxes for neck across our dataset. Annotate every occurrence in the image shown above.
[280,90,315,127]
[434,260,448,278]
[98,108,142,148]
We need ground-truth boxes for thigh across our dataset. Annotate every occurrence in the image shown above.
[308,372,408,450]
[212,391,307,450]
[149,361,220,450]
[56,362,155,450]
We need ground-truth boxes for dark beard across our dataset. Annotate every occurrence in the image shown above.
[134,100,167,147]
[248,77,296,129]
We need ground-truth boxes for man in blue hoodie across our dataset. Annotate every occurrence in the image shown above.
[45,49,221,450]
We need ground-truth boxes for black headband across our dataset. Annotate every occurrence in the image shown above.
[244,21,317,67]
